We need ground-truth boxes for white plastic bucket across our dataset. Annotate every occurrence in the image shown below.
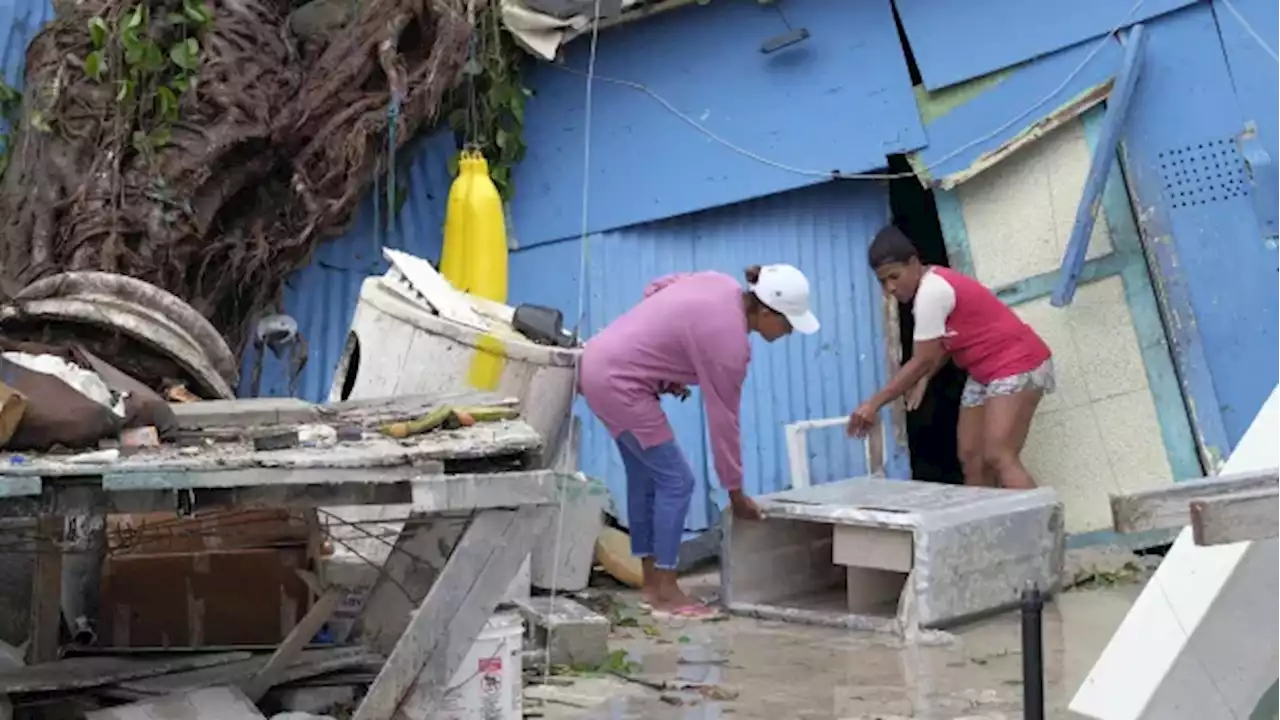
[438,612,524,720]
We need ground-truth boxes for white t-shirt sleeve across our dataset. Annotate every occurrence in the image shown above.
[912,271,956,342]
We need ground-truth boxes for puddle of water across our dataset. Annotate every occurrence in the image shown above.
[535,582,1142,720]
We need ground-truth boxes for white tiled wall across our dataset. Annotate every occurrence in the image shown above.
[952,119,1174,534]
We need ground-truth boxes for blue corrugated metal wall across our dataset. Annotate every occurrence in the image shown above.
[511,0,924,247]
[537,181,909,533]
[0,0,53,145]
[239,130,456,401]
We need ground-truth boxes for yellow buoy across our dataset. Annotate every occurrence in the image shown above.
[462,153,508,303]
[439,149,509,303]
[439,152,475,288]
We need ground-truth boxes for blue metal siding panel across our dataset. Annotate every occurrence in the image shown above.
[511,0,925,248]
[0,0,53,145]
[522,181,905,533]
[913,36,1123,186]
[894,0,1195,91]
[1118,4,1277,453]
[238,130,455,401]
[1212,0,1279,235]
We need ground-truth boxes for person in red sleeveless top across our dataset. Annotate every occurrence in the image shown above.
[847,226,1055,490]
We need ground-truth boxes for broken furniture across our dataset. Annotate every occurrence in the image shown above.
[327,248,589,603]
[0,393,562,719]
[721,478,1064,632]
[1108,467,1279,547]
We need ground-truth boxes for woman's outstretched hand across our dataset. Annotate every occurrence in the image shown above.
[846,401,878,438]
[728,489,762,520]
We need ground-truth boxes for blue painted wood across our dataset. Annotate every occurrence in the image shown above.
[1065,527,1178,551]
[932,190,975,276]
[1053,25,1147,308]
[533,181,903,533]
[1114,4,1275,457]
[894,0,1194,91]
[1081,106,1203,482]
[0,0,54,147]
[1236,128,1278,238]
[511,0,924,248]
[993,253,1129,307]
[912,37,1122,188]
[1212,0,1279,237]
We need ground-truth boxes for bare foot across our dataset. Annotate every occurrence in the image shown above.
[651,586,698,612]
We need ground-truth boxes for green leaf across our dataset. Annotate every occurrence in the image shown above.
[131,129,152,156]
[29,110,50,132]
[127,5,145,29]
[144,43,165,72]
[150,126,172,147]
[88,17,108,49]
[171,76,190,93]
[446,107,466,130]
[115,78,134,103]
[446,152,460,178]
[84,51,104,81]
[183,0,212,25]
[495,128,509,150]
[169,39,199,70]
[156,85,178,119]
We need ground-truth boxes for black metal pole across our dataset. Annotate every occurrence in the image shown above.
[1021,583,1046,720]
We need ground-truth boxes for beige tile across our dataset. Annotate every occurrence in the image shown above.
[958,119,1114,289]
[1091,390,1174,497]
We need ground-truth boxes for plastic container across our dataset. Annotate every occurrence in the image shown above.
[438,612,524,720]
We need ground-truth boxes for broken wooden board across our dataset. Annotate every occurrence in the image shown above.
[1110,468,1279,535]
[117,647,383,696]
[1072,387,1279,720]
[353,506,556,720]
[86,686,267,720]
[1190,487,1280,546]
[0,652,249,694]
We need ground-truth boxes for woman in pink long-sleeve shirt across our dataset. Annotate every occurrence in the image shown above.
[578,264,820,618]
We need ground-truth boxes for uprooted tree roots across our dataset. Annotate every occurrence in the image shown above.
[0,0,474,352]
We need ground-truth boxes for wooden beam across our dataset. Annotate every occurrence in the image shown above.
[242,586,344,701]
[1052,23,1147,307]
[27,515,63,664]
[351,506,555,720]
[1111,468,1279,534]
[1190,488,1280,547]
[0,469,559,519]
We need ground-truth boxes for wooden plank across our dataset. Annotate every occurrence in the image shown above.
[1110,469,1279,534]
[118,647,382,695]
[27,515,63,664]
[86,686,267,720]
[0,469,559,519]
[0,652,250,694]
[352,506,555,720]
[242,587,345,701]
[0,421,540,478]
[1190,488,1280,546]
[353,516,469,656]
[171,398,320,430]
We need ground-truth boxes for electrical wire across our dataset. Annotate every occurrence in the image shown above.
[538,0,605,688]
[550,0,1148,183]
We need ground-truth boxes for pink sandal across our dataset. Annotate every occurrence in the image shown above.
[650,603,723,621]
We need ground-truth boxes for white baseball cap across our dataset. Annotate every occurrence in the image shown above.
[750,264,820,335]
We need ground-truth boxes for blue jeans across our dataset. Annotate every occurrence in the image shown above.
[616,431,695,571]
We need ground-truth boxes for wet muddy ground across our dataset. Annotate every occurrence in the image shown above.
[526,549,1154,720]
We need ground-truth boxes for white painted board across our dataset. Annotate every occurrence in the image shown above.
[1070,386,1280,720]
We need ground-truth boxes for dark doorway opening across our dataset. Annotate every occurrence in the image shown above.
[886,155,966,485]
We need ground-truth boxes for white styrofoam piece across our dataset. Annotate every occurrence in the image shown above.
[1070,386,1279,720]
[381,247,491,331]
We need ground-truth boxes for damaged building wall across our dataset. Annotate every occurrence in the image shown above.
[934,110,1198,539]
